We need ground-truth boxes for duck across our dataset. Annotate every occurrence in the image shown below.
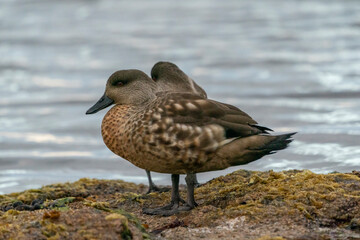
[86,69,295,216]
[151,61,207,98]
[145,61,207,193]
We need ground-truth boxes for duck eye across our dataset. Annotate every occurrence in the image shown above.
[151,74,158,81]
[113,80,127,87]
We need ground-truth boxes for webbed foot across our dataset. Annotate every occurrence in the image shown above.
[143,202,194,216]
[143,174,191,216]
[143,173,199,216]
[146,185,171,194]
[146,170,171,194]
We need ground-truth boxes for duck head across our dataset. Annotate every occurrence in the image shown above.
[86,69,156,114]
[151,61,207,98]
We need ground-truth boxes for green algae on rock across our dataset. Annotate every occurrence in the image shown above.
[0,170,359,239]
[0,178,149,240]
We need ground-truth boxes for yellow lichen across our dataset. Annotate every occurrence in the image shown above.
[41,221,68,239]
[194,169,360,224]
[83,200,110,210]
[114,192,145,205]
[257,236,286,240]
[2,209,20,218]
[0,178,144,206]
[105,213,128,222]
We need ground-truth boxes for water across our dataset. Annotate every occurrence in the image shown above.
[0,0,359,194]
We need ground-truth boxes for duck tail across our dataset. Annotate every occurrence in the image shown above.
[217,132,296,167]
[259,132,296,153]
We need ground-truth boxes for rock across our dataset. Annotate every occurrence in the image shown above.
[0,170,359,239]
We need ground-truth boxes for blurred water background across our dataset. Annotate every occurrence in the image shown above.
[0,0,359,194]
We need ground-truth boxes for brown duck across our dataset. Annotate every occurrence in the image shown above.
[145,61,207,193]
[152,61,207,98]
[86,69,295,216]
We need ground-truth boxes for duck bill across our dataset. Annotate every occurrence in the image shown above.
[86,93,114,114]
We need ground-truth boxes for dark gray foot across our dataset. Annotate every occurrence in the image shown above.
[143,173,199,216]
[146,185,171,194]
[143,174,190,216]
[146,170,171,194]
[143,203,194,216]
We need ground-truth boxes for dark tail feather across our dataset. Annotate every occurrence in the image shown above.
[243,132,296,163]
[249,124,274,134]
[255,132,296,152]
[220,132,296,167]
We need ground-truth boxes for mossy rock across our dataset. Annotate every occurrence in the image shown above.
[0,170,359,239]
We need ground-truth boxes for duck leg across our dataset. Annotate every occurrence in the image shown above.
[192,174,201,188]
[185,173,198,208]
[143,174,185,216]
[145,170,170,194]
[143,173,198,216]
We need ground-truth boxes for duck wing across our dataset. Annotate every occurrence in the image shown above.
[148,92,271,152]
[155,92,270,136]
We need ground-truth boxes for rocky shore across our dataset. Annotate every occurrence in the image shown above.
[0,170,359,240]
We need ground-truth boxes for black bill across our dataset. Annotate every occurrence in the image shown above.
[86,93,114,114]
